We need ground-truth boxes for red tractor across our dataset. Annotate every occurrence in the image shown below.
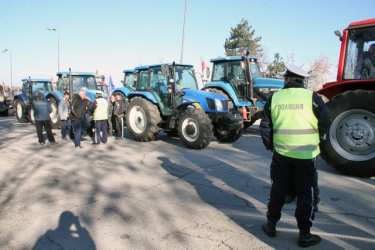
[317,18,375,177]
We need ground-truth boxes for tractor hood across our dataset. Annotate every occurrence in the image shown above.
[181,89,229,112]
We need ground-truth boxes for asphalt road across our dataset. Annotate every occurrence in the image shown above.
[0,116,374,250]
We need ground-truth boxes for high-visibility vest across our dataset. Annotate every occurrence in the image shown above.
[93,98,109,120]
[271,88,320,159]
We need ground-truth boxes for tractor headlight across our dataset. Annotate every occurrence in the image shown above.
[215,99,223,111]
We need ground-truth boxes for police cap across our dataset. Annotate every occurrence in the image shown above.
[283,64,309,78]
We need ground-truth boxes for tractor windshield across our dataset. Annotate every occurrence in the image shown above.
[124,72,137,90]
[57,75,97,94]
[212,60,262,83]
[175,66,198,91]
[0,85,3,96]
[345,27,375,79]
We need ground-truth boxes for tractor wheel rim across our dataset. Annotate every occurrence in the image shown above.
[16,103,22,118]
[330,109,375,161]
[50,103,58,123]
[129,105,146,133]
[181,117,199,142]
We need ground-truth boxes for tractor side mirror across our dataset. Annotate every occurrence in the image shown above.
[205,67,211,79]
[161,64,170,77]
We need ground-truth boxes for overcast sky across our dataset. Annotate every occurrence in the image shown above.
[1,0,374,87]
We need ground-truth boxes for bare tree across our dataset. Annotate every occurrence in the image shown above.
[307,55,332,90]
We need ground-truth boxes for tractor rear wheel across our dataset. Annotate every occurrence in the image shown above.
[15,99,27,123]
[178,109,213,149]
[49,97,60,129]
[320,90,375,177]
[126,97,161,141]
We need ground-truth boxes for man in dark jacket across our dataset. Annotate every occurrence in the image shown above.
[260,64,331,248]
[70,90,89,148]
[32,93,58,146]
[113,93,126,139]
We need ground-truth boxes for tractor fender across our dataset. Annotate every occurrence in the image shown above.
[203,81,241,106]
[128,92,158,104]
[46,91,63,102]
[113,86,133,97]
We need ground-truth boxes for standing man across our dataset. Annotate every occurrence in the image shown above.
[70,90,89,148]
[107,93,116,136]
[113,93,126,139]
[32,93,58,146]
[89,92,109,145]
[58,92,72,140]
[260,64,331,247]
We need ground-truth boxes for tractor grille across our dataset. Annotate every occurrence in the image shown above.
[222,100,228,110]
[206,98,215,110]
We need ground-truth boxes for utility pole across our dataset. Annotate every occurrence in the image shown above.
[180,0,188,63]
[2,49,12,92]
[47,28,60,71]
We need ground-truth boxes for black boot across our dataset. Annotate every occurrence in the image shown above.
[298,229,321,248]
[262,221,276,237]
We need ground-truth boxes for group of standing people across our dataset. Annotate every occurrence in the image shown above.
[32,90,128,149]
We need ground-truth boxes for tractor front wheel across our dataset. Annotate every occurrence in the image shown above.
[15,99,27,123]
[126,97,161,142]
[178,109,213,149]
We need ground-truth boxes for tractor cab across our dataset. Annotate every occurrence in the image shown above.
[132,63,198,115]
[21,78,53,103]
[123,69,137,91]
[56,71,108,101]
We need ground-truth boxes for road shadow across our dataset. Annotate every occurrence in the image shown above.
[32,211,96,250]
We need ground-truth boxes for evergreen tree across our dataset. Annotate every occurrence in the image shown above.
[224,19,262,57]
[266,53,285,79]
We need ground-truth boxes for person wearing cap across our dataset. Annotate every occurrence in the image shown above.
[89,92,109,145]
[260,64,331,247]
[58,92,72,140]
[113,92,126,139]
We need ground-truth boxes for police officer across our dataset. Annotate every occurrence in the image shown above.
[89,92,109,145]
[260,64,331,248]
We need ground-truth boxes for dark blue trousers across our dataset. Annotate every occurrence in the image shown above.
[72,119,89,147]
[61,119,72,139]
[93,120,108,144]
[267,151,316,231]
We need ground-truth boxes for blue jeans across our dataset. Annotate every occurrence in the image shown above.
[61,119,72,139]
[93,120,108,144]
[72,119,89,147]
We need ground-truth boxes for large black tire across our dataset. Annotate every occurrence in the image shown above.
[214,127,242,142]
[207,88,233,109]
[126,97,161,142]
[15,99,28,123]
[178,109,213,149]
[320,90,375,177]
[49,97,60,129]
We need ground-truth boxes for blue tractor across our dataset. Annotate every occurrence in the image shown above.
[114,62,243,149]
[203,55,284,128]
[54,70,108,126]
[14,78,63,127]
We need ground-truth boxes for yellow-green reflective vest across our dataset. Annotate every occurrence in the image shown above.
[271,88,320,159]
[93,98,108,120]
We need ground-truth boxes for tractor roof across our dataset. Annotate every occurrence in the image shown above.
[210,56,258,62]
[21,78,51,82]
[56,71,95,76]
[134,63,194,71]
[123,69,135,73]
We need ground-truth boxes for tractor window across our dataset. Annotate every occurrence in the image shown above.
[124,73,137,90]
[212,62,225,81]
[32,82,52,100]
[175,67,198,91]
[346,27,375,79]
[137,71,149,91]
